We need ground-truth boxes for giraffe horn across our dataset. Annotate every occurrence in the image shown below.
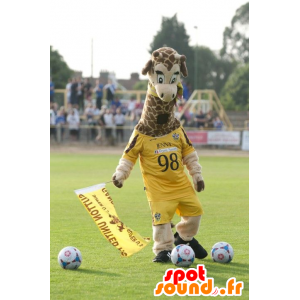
[180,55,186,63]
[153,51,163,59]
[174,54,187,63]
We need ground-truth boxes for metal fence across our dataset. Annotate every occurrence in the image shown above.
[50,122,249,151]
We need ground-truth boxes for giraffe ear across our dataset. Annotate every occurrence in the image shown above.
[180,56,188,77]
[142,59,153,75]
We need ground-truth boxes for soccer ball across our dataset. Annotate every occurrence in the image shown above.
[58,246,82,269]
[211,242,234,263]
[171,244,195,267]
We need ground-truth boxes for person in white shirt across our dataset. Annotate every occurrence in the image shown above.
[104,79,116,104]
[114,107,126,143]
[127,96,136,117]
[67,109,80,141]
[66,78,72,107]
[102,108,114,144]
[84,103,97,140]
[50,108,56,141]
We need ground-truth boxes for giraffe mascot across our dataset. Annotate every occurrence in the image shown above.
[112,47,208,263]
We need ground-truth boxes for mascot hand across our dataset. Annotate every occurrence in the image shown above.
[112,172,125,188]
[112,158,134,189]
[183,151,205,193]
[192,174,205,192]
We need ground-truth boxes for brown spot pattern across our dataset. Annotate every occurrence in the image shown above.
[135,93,180,137]
[136,47,186,137]
[152,47,181,71]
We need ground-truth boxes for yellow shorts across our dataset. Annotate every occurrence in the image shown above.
[149,193,204,225]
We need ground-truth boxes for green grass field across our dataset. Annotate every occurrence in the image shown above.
[50,152,249,299]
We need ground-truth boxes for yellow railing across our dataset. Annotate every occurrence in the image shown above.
[177,89,233,130]
[113,90,147,103]
[54,89,68,108]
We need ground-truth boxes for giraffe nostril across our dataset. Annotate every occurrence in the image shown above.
[161,93,164,98]
[172,94,175,98]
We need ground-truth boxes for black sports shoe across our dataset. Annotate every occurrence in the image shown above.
[152,250,171,263]
[174,232,208,259]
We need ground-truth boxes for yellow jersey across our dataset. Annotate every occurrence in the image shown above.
[122,126,196,201]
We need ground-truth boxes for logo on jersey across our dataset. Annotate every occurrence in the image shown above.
[157,142,172,149]
[154,147,178,154]
[154,213,161,222]
[172,133,179,140]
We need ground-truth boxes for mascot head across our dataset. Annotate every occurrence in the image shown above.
[141,47,188,103]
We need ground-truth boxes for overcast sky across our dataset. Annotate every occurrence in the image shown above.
[50,0,248,80]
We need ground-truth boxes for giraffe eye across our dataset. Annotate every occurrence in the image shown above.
[170,74,177,84]
[157,74,165,84]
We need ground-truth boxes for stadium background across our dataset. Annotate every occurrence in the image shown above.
[50,2,249,153]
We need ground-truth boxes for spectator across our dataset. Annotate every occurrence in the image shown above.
[60,106,68,120]
[194,109,206,129]
[67,109,80,141]
[50,104,56,141]
[92,104,100,117]
[94,79,104,110]
[52,102,59,115]
[83,78,93,107]
[129,101,143,129]
[77,77,84,112]
[213,116,224,130]
[127,96,137,117]
[111,97,122,114]
[56,107,66,141]
[50,77,55,103]
[84,103,97,141]
[182,80,191,102]
[98,104,107,119]
[95,105,107,143]
[114,107,125,143]
[66,78,72,106]
[104,79,116,104]
[101,108,114,145]
[70,78,78,109]
[205,110,214,128]
[121,101,128,115]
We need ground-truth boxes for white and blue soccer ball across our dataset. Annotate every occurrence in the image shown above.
[58,246,82,269]
[211,242,234,263]
[171,244,195,267]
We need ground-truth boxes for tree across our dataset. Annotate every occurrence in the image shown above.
[220,63,249,111]
[219,2,249,111]
[50,46,74,89]
[220,2,249,63]
[194,46,236,94]
[194,46,217,90]
[149,15,235,94]
[149,14,194,85]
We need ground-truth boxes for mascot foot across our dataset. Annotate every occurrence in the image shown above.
[174,232,208,259]
[152,250,171,263]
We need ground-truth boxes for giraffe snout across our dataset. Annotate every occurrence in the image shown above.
[155,84,177,103]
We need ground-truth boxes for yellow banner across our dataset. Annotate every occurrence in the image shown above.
[74,183,150,257]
